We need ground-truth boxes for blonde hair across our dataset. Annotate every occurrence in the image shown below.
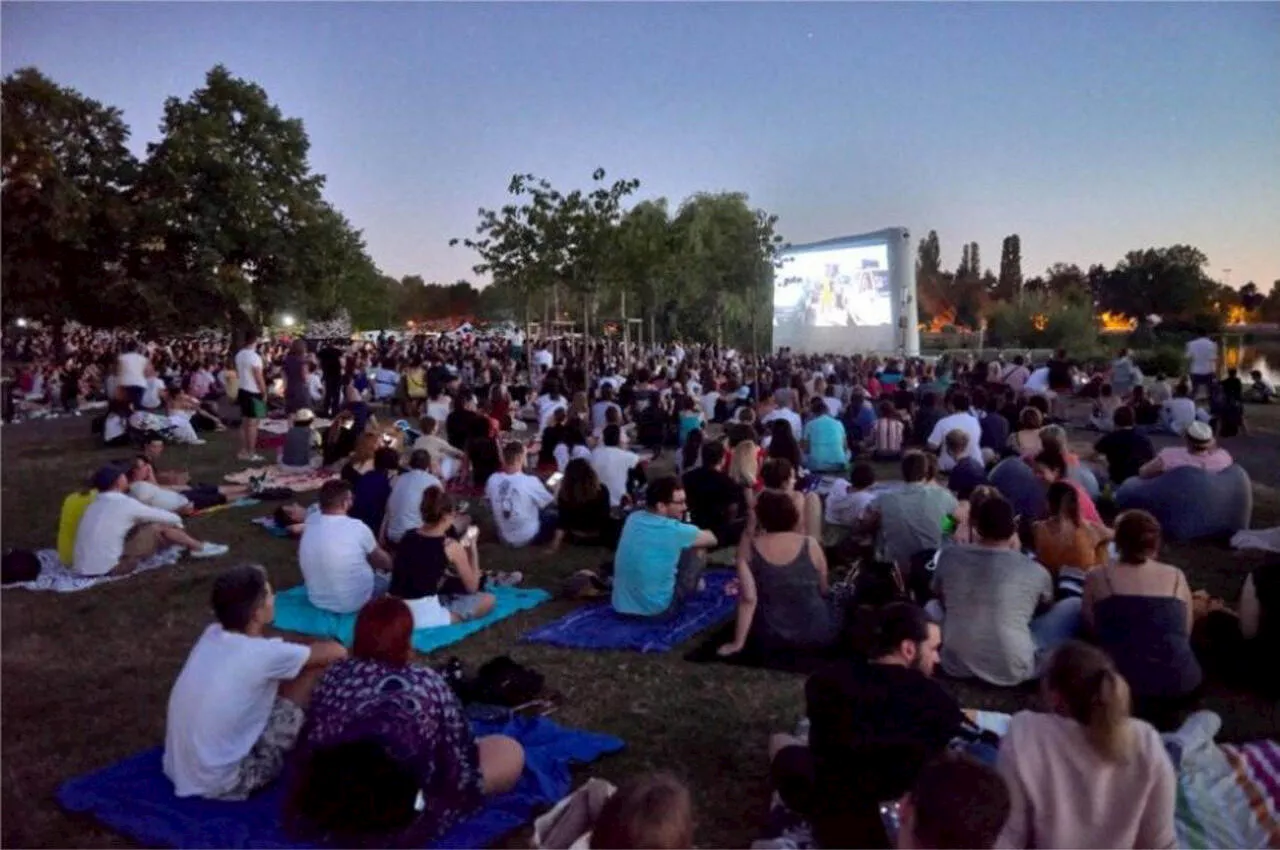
[1044,641,1133,763]
[350,432,381,466]
[729,440,760,488]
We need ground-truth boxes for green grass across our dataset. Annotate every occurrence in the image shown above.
[3,410,1280,848]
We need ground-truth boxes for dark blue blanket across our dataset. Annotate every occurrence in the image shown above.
[521,569,736,653]
[57,716,623,849]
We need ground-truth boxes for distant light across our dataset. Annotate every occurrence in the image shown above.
[282,315,296,328]
[15,318,27,328]
[407,320,416,328]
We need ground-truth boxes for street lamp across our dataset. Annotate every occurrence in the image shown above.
[15,318,27,328]
[282,314,296,328]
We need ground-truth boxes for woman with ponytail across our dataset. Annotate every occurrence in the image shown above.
[996,641,1176,849]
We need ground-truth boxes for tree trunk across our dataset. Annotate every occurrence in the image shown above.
[649,309,656,351]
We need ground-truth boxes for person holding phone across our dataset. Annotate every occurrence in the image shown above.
[390,487,495,629]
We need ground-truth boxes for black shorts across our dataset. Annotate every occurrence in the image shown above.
[237,390,266,420]
[123,385,145,408]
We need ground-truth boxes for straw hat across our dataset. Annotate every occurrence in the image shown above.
[293,408,315,425]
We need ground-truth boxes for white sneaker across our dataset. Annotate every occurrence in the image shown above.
[191,542,229,559]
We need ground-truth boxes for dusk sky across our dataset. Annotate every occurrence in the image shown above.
[4,2,1278,289]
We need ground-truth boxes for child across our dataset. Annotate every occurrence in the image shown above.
[279,408,316,470]
[1247,370,1274,404]
[825,462,878,528]
[414,415,465,481]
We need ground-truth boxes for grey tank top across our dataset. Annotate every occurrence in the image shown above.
[748,538,840,650]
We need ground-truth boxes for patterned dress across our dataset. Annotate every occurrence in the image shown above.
[297,658,484,842]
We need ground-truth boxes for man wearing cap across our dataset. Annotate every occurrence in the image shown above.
[73,465,229,576]
[1138,421,1234,479]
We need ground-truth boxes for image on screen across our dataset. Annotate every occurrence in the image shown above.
[773,243,892,330]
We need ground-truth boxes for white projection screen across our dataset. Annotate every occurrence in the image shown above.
[771,227,919,356]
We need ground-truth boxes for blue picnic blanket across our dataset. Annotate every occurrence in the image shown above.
[57,716,624,849]
[522,569,735,653]
[272,585,550,654]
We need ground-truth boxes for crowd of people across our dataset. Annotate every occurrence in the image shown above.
[6,319,1278,847]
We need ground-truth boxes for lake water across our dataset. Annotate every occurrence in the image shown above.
[1225,343,1280,384]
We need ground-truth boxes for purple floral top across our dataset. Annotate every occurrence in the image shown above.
[301,658,483,840]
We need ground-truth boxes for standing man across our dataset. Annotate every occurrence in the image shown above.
[235,331,267,462]
[1185,330,1218,401]
[317,340,344,418]
[117,340,152,409]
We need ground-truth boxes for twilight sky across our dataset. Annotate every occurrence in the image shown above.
[4,2,1278,289]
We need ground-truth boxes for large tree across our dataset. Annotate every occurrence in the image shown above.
[997,234,1022,302]
[1097,245,1217,321]
[1,68,139,343]
[133,65,352,330]
[916,229,941,277]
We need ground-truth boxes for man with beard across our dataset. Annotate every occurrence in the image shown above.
[769,603,963,848]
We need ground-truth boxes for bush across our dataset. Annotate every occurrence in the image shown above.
[1134,344,1185,379]
[984,297,1099,354]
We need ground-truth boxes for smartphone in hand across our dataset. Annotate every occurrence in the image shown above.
[546,472,564,488]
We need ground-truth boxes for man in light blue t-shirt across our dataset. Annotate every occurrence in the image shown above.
[612,476,718,618]
[802,397,851,472]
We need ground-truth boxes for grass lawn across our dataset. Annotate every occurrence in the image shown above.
[3,409,1280,848]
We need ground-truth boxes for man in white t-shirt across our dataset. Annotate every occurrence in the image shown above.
[234,331,267,462]
[1186,333,1218,400]
[760,397,803,440]
[384,450,443,545]
[926,391,984,466]
[532,346,554,371]
[485,441,556,547]
[117,340,152,409]
[591,424,643,508]
[298,480,393,613]
[164,564,346,800]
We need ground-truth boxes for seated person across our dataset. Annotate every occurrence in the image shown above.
[127,455,246,514]
[390,487,493,628]
[550,458,621,551]
[1082,510,1202,727]
[1245,369,1274,403]
[744,458,823,545]
[1032,481,1112,593]
[802,396,850,472]
[141,436,192,487]
[414,416,465,481]
[590,774,696,850]
[553,419,593,472]
[339,432,380,487]
[1160,382,1204,435]
[1129,384,1162,427]
[897,753,1010,850]
[996,641,1175,849]
[1238,559,1278,699]
[1007,408,1044,458]
[1138,420,1232,478]
[164,565,347,799]
[383,449,443,547]
[769,603,963,849]
[57,484,98,565]
[74,465,228,576]
[1089,383,1122,432]
[1089,405,1155,485]
[1030,446,1102,525]
[285,597,523,845]
[484,441,556,547]
[825,462,878,529]
[350,447,402,535]
[931,495,1079,686]
[945,432,987,500]
[274,502,318,537]
[719,490,842,655]
[537,407,572,469]
[280,408,316,470]
[683,440,749,547]
[590,424,644,509]
[978,395,1010,464]
[866,401,906,460]
[858,452,958,574]
[298,480,393,614]
[612,476,718,619]
[322,410,360,467]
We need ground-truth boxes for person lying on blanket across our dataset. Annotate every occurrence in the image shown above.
[128,456,249,515]
[298,479,394,614]
[142,436,191,487]
[282,596,524,844]
[164,565,348,800]
[73,465,229,577]
[611,475,719,619]
[767,602,964,849]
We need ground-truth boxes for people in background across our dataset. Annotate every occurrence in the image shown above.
[612,476,717,619]
[1138,420,1233,478]
[235,330,267,462]
[897,753,1010,850]
[1160,382,1201,435]
[285,597,522,844]
[719,490,841,656]
[1033,481,1112,586]
[1089,405,1155,485]
[996,641,1176,849]
[859,452,958,574]
[1082,510,1202,728]
[384,449,443,547]
[825,462,878,529]
[74,464,227,576]
[978,393,1010,463]
[391,487,493,628]
[164,565,347,800]
[1008,408,1044,457]
[485,441,556,547]
[590,424,643,509]
[867,401,906,460]
[802,396,850,472]
[1246,369,1274,403]
[340,432,381,487]
[128,455,245,514]
[926,392,982,468]
[930,495,1079,686]
[414,416,465,482]
[769,603,963,848]
[350,446,402,535]
[550,458,621,551]
[1030,446,1102,525]
[280,408,316,470]
[298,480,393,615]
[683,439,749,548]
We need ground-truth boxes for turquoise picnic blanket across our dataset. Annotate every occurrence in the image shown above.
[272,585,550,653]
